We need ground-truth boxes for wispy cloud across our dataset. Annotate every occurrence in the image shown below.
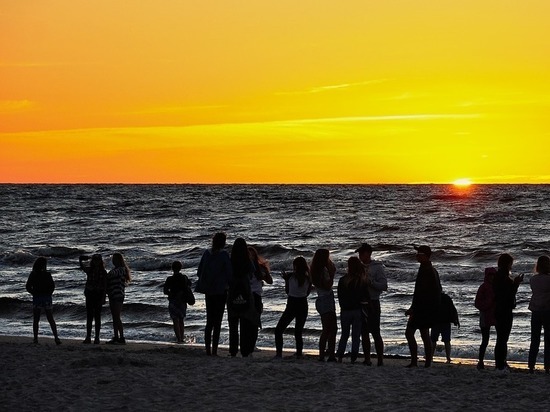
[0,100,35,113]
[275,79,388,96]
[277,113,482,125]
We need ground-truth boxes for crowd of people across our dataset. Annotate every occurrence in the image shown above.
[25,232,550,373]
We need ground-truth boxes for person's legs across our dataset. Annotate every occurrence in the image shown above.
[430,324,440,358]
[275,306,295,356]
[93,305,102,343]
[440,323,452,363]
[420,328,432,367]
[350,310,362,363]
[361,317,371,364]
[478,326,490,366]
[294,298,308,357]
[32,308,41,342]
[85,298,94,341]
[326,311,338,361]
[45,308,60,343]
[542,311,550,371]
[405,321,418,367]
[240,316,256,357]
[529,311,543,369]
[369,301,384,366]
[495,312,513,370]
[228,314,239,357]
[337,310,352,361]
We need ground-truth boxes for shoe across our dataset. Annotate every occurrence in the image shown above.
[106,337,119,345]
[326,357,337,363]
[55,338,62,345]
[272,355,283,362]
[405,362,418,368]
[83,337,92,344]
[33,338,38,344]
[363,360,372,366]
[377,360,384,367]
[476,361,485,370]
[496,367,510,375]
[117,337,126,345]
[94,337,100,345]
[529,368,535,374]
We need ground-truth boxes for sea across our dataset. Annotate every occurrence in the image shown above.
[1,184,549,363]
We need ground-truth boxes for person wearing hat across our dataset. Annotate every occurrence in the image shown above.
[356,243,387,366]
[404,245,442,367]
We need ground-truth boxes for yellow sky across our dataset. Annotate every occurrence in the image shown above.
[1,0,549,183]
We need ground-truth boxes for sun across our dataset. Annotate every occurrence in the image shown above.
[452,178,473,187]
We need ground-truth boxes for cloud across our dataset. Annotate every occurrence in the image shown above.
[278,113,482,125]
[0,100,35,113]
[275,79,388,95]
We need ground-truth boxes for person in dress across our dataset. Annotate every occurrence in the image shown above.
[106,252,131,345]
[311,248,338,362]
[356,243,388,366]
[195,232,232,356]
[405,245,441,367]
[79,254,107,344]
[430,292,460,363]
[227,237,257,357]
[474,267,497,370]
[493,253,523,372]
[26,257,61,345]
[336,257,369,363]
[248,246,273,350]
[164,260,192,344]
[527,255,550,373]
[273,256,312,360]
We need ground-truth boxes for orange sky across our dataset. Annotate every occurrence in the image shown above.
[1,1,549,183]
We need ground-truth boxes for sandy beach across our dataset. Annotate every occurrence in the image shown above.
[1,335,548,411]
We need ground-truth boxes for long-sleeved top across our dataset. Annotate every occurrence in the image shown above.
[529,273,550,312]
[493,268,519,315]
[410,261,442,319]
[26,270,55,297]
[337,276,369,311]
[365,260,388,301]
[195,249,232,295]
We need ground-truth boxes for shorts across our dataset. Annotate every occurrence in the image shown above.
[33,295,53,310]
[169,301,187,321]
[315,291,336,316]
[430,323,452,343]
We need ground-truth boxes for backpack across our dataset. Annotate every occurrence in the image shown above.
[227,274,252,314]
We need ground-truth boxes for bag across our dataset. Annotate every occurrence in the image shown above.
[185,280,196,306]
[227,275,252,313]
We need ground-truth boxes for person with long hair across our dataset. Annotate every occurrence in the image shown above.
[79,254,107,344]
[311,248,338,362]
[106,252,131,345]
[274,256,312,360]
[248,246,273,350]
[227,237,256,357]
[493,253,523,372]
[195,232,232,356]
[528,255,550,373]
[474,267,497,370]
[336,256,369,363]
[26,257,61,345]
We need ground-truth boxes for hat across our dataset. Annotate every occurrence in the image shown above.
[414,245,431,257]
[355,243,373,253]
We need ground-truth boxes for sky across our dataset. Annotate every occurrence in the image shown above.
[1,0,549,184]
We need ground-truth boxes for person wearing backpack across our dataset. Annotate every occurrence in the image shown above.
[430,292,460,363]
[227,237,257,357]
[474,267,497,370]
[196,232,232,356]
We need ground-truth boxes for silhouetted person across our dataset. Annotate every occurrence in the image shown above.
[79,254,107,344]
[274,256,311,360]
[248,246,273,350]
[493,253,522,372]
[164,260,192,343]
[195,232,232,356]
[26,257,61,345]
[405,245,441,367]
[430,292,459,363]
[311,248,338,362]
[475,267,497,370]
[528,255,550,373]
[106,252,131,345]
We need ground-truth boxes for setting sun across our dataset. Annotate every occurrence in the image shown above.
[452,178,473,187]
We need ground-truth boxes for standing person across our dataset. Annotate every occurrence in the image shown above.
[164,260,193,344]
[79,254,107,344]
[528,255,550,373]
[311,248,338,362]
[430,292,460,363]
[106,252,131,345]
[474,267,497,370]
[195,232,232,356]
[227,237,256,357]
[274,256,312,360]
[356,243,387,366]
[405,245,441,368]
[493,253,523,372]
[336,257,370,363]
[248,246,273,350]
[26,257,61,345]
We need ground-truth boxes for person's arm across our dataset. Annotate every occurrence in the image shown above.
[163,278,170,296]
[262,266,274,285]
[25,273,33,295]
[369,264,388,292]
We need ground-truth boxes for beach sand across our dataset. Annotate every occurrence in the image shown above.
[0,335,547,411]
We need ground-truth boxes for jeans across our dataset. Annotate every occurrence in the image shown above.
[275,296,308,356]
[528,310,550,369]
[495,311,513,370]
[337,309,362,361]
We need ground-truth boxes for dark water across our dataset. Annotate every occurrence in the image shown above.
[1,184,549,361]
